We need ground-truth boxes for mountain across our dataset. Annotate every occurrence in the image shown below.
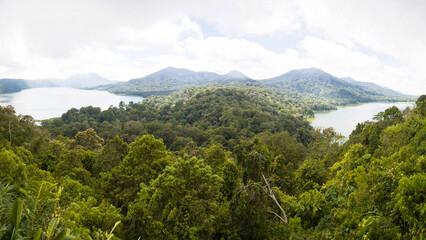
[0,79,29,94]
[225,70,248,79]
[26,73,117,89]
[0,73,117,94]
[60,73,118,88]
[261,68,410,104]
[100,67,247,97]
[99,66,413,103]
[341,77,403,96]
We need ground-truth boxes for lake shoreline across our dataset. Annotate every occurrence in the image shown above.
[311,102,415,138]
[0,87,144,120]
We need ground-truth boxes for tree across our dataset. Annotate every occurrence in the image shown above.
[72,128,104,152]
[101,135,172,210]
[94,136,129,173]
[126,156,224,239]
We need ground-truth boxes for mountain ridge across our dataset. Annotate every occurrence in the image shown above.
[100,66,412,104]
[1,67,415,106]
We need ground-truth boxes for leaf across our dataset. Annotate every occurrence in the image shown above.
[46,218,60,239]
[53,230,67,240]
[32,228,42,240]
[107,221,121,240]
[10,198,23,227]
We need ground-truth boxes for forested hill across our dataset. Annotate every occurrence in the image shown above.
[0,91,425,239]
[42,88,314,148]
[98,66,414,104]
[262,68,410,104]
[0,74,117,93]
[27,73,118,89]
[341,77,402,96]
[98,67,249,97]
[0,79,29,93]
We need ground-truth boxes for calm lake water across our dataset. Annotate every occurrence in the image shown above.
[0,88,144,120]
[311,102,414,138]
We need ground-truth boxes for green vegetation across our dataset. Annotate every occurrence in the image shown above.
[98,67,240,97]
[262,68,415,105]
[100,67,416,106]
[144,85,337,117]
[0,79,29,94]
[0,89,424,239]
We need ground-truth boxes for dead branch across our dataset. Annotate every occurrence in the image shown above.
[236,173,288,228]
[262,172,288,227]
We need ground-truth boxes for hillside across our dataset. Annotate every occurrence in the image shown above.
[144,85,337,119]
[0,79,29,93]
[341,77,403,96]
[0,74,117,94]
[29,73,117,89]
[99,67,248,97]
[99,66,414,104]
[60,73,118,88]
[2,90,425,239]
[262,68,411,104]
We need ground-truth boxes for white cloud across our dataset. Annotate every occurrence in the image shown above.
[0,0,425,95]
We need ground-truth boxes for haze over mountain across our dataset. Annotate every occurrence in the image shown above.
[60,73,118,88]
[225,70,248,79]
[31,73,118,88]
[0,73,117,93]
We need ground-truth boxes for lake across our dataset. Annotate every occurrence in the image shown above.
[311,102,415,138]
[0,87,144,120]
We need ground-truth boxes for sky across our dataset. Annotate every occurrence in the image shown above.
[0,0,425,95]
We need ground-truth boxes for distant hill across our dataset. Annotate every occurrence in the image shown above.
[0,73,117,94]
[60,73,118,88]
[341,77,403,96]
[2,67,414,107]
[225,70,248,79]
[0,79,29,94]
[99,67,248,97]
[28,73,117,89]
[261,68,411,104]
[98,66,414,103]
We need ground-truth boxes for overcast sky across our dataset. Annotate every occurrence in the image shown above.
[1,0,425,95]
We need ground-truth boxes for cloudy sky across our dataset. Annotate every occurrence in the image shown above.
[1,0,425,95]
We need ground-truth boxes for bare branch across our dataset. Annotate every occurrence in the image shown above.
[236,173,289,228]
[262,172,288,227]
[268,210,287,225]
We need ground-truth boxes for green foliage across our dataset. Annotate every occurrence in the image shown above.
[0,79,29,94]
[0,89,424,239]
[93,136,129,174]
[0,149,28,185]
[126,156,224,239]
[72,128,104,152]
[101,135,172,210]
[394,173,426,238]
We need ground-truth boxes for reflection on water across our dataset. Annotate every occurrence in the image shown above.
[311,102,414,138]
[0,87,144,120]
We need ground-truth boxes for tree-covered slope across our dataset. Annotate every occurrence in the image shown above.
[262,68,413,104]
[341,77,404,96]
[144,85,337,117]
[99,66,414,104]
[0,91,424,239]
[99,67,248,97]
[0,74,117,94]
[0,79,29,94]
[42,87,314,148]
